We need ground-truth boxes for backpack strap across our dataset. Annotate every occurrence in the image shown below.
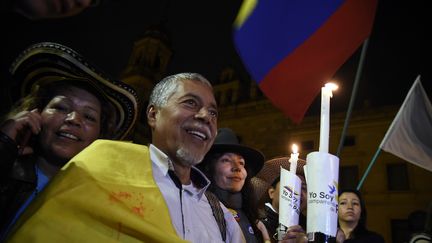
[205,191,227,241]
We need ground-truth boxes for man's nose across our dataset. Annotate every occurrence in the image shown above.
[195,107,211,122]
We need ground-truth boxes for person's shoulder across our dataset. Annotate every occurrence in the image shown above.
[72,139,149,162]
[350,230,384,243]
[64,139,153,180]
[86,139,148,152]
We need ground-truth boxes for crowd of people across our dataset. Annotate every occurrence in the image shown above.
[0,36,429,243]
[0,1,429,243]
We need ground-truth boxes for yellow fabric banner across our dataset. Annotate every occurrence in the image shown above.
[7,139,188,243]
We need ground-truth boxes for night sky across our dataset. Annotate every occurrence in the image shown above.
[1,0,431,117]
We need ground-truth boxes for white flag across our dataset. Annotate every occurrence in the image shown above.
[380,76,432,172]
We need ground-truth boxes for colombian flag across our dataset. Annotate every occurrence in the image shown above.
[234,0,378,123]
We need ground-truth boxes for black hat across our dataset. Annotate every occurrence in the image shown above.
[203,128,265,177]
[10,42,139,140]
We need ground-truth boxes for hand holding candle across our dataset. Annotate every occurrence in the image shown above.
[319,82,338,153]
[289,144,299,174]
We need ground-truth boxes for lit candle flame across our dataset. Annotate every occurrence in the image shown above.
[292,144,298,154]
[323,83,338,98]
[325,82,338,91]
[289,144,299,174]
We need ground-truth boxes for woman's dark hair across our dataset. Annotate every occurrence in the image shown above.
[270,176,280,188]
[202,152,261,240]
[3,80,116,139]
[259,176,280,205]
[339,189,368,237]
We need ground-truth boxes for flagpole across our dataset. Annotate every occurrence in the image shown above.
[336,38,371,157]
[357,147,382,190]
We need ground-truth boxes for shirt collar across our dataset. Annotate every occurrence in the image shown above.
[265,202,277,213]
[149,144,211,199]
[150,144,172,176]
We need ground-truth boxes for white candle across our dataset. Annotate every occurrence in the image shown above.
[319,83,338,153]
[289,144,299,174]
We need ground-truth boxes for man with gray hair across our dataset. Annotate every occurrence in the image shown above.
[6,73,245,243]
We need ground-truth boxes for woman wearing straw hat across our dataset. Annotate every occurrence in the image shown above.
[200,127,266,242]
[0,42,138,238]
[253,156,308,243]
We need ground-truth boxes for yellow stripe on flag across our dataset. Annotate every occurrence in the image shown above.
[234,0,258,28]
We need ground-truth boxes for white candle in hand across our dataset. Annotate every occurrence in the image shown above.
[289,144,299,174]
[319,83,338,153]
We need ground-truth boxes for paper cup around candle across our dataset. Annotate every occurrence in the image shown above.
[305,151,339,237]
[279,167,302,228]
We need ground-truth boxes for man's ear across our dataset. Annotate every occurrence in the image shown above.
[147,105,157,128]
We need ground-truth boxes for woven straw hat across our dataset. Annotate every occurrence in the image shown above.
[10,42,139,139]
[252,156,306,201]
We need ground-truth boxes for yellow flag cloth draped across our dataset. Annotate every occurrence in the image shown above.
[7,140,188,243]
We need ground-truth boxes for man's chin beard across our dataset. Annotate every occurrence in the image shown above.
[176,148,204,167]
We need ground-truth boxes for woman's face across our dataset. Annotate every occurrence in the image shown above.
[38,86,101,165]
[213,152,247,192]
[338,192,362,224]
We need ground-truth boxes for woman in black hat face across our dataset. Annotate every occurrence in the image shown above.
[0,42,138,238]
[201,128,265,243]
[213,152,247,192]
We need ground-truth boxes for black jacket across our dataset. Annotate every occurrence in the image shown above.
[261,204,278,243]
[0,132,37,233]
[344,230,385,243]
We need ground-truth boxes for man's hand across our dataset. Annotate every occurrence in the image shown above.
[279,225,308,243]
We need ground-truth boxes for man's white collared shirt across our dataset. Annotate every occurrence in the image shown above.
[150,144,245,243]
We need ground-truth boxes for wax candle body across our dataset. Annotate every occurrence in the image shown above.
[289,153,298,173]
[289,144,299,173]
[319,86,333,153]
